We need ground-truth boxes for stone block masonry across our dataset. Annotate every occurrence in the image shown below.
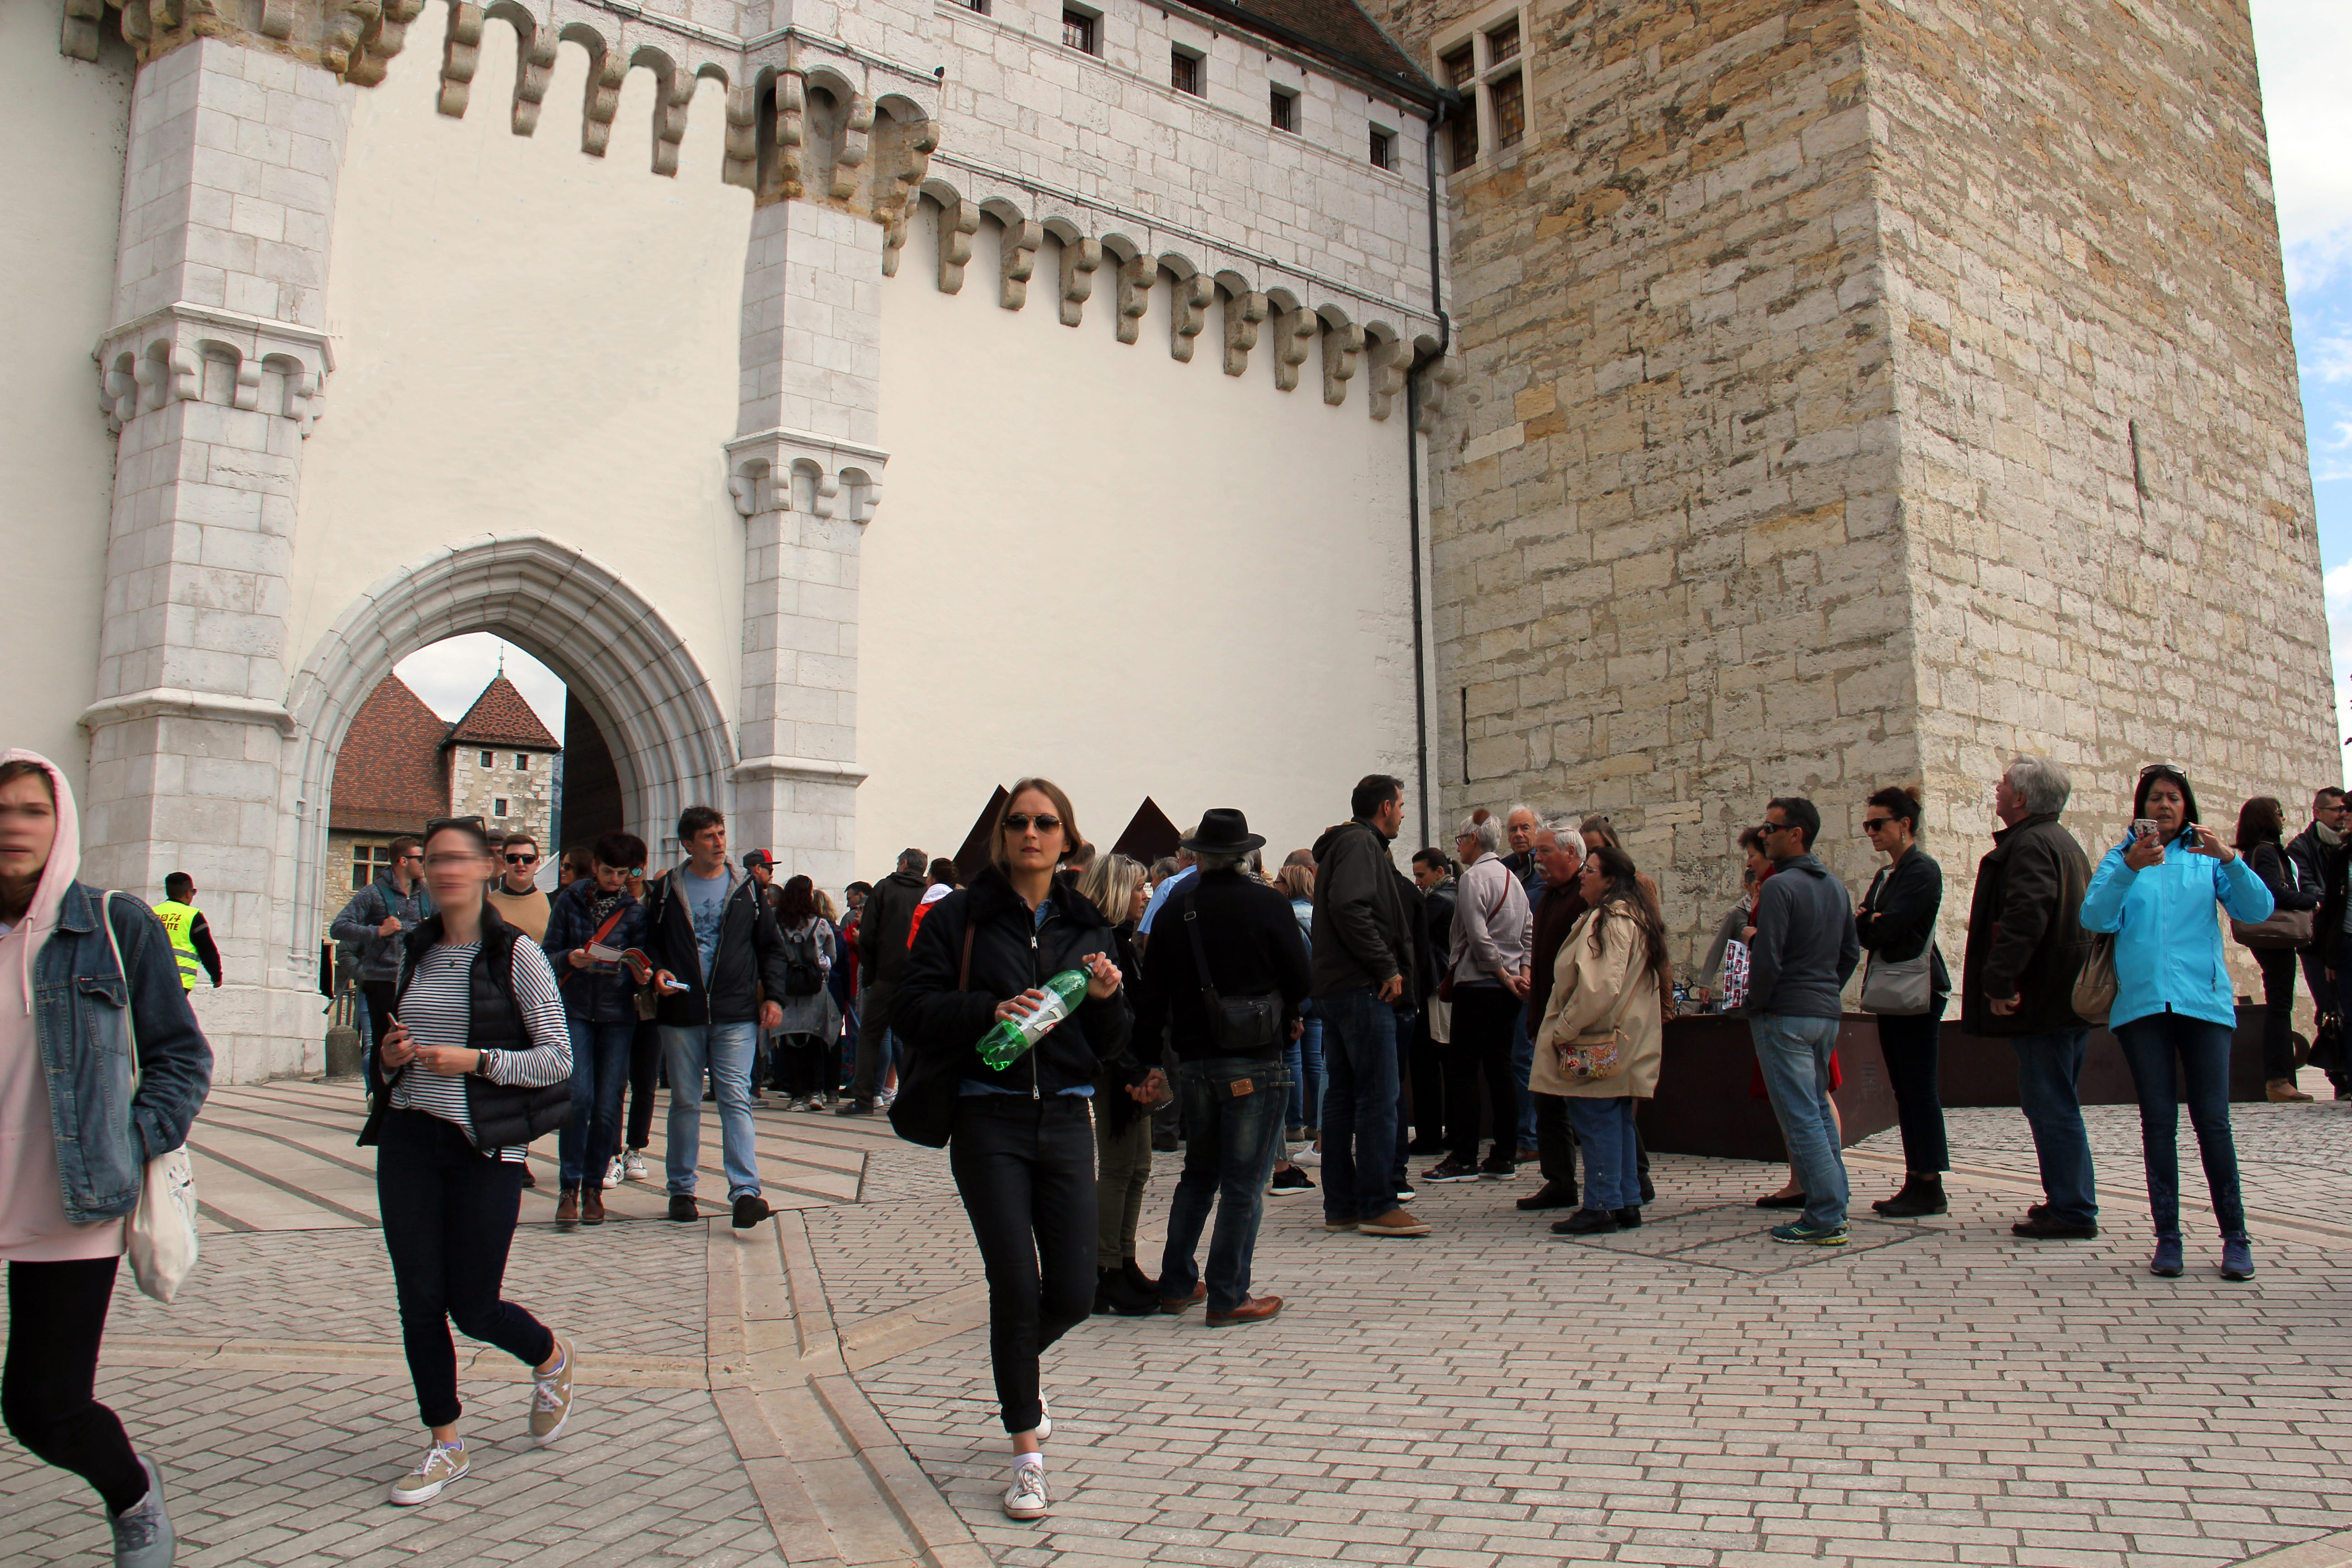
[1369,0,2328,976]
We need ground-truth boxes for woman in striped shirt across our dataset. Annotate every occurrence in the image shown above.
[362,815,578,1508]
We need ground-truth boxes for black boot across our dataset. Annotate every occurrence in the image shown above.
[1094,1267,1157,1317]
[1121,1255,1158,1296]
[1515,1182,1578,1211]
[1872,1176,1947,1218]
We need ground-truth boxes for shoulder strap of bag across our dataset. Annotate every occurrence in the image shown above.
[958,920,975,991]
[1177,890,1228,1016]
[101,892,142,1084]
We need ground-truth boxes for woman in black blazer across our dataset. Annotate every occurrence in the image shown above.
[1856,786,1951,1217]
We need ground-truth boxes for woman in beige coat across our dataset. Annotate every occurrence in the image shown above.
[1531,845,1670,1236]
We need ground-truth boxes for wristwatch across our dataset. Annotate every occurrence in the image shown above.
[470,1050,496,1080]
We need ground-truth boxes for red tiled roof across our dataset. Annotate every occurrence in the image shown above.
[446,675,561,751]
[330,675,451,834]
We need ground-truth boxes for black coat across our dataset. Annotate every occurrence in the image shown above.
[2249,842,2319,913]
[641,865,792,1026]
[896,866,1139,1096]
[1134,869,1313,1063]
[1856,846,1951,1006]
[856,869,928,989]
[1960,813,2091,1036]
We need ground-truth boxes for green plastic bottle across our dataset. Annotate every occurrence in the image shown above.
[976,968,1089,1070]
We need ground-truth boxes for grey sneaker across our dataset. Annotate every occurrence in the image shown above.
[529,1338,576,1446]
[622,1149,648,1183]
[1002,1462,1050,1520]
[111,1455,174,1566]
[388,1439,468,1506]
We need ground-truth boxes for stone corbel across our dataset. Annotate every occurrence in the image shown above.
[1000,220,1042,310]
[511,22,557,134]
[582,44,627,157]
[878,121,939,278]
[95,303,335,437]
[770,70,806,196]
[1416,353,1464,433]
[829,94,872,203]
[349,0,424,87]
[1222,289,1268,377]
[436,2,481,116]
[721,85,758,189]
[725,429,892,525]
[323,0,382,78]
[1365,336,1407,421]
[937,198,981,294]
[1114,256,1152,345]
[652,70,695,177]
[62,0,106,60]
[1058,237,1101,328]
[1272,305,1316,393]
[258,0,294,38]
[1322,321,1364,406]
[1171,274,1212,362]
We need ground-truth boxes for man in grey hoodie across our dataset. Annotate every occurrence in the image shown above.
[1747,796,1861,1245]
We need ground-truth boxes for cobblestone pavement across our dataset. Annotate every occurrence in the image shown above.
[7,1074,2352,1567]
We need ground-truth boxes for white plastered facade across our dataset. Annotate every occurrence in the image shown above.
[21,0,1452,1080]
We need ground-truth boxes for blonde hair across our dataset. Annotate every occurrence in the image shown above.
[990,777,1083,875]
[814,889,839,922]
[1273,862,1314,902]
[1077,853,1147,924]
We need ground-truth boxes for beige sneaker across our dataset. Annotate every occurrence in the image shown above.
[388,1439,468,1505]
[1357,1208,1431,1236]
[528,1338,576,1446]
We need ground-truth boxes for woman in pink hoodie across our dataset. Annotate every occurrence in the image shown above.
[0,750,213,1568]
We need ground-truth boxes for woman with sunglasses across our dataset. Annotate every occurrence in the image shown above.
[359,816,580,1506]
[1855,786,1950,1217]
[895,779,1163,1523]
[2081,765,2273,1281]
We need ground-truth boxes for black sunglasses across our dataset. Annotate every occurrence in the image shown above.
[1002,813,1063,833]
[504,853,538,864]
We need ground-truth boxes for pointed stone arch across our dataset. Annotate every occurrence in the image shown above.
[278,534,735,954]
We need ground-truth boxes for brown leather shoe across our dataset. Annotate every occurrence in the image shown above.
[2267,1078,2315,1102]
[581,1188,605,1225]
[1157,1282,1208,1313]
[1206,1295,1284,1327]
[554,1189,579,1226]
[1357,1208,1431,1236]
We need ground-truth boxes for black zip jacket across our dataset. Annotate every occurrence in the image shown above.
[1856,846,1951,1005]
[1134,869,1312,1063]
[896,866,1139,1096]
[1309,818,1419,1004]
[2249,842,2319,913]
[641,864,793,1026]
[856,869,928,987]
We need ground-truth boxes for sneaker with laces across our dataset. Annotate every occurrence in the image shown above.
[1003,1461,1050,1520]
[1290,1147,1322,1167]
[603,1156,624,1188]
[623,1149,648,1183]
[2220,1236,2256,1280]
[110,1455,174,1566]
[389,1439,469,1505]
[1422,1157,1480,1184]
[1769,1220,1850,1246]
[1268,1166,1315,1196]
[529,1338,576,1445]
[2150,1236,2185,1277]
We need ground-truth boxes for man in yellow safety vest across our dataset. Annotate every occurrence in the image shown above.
[154,872,222,990]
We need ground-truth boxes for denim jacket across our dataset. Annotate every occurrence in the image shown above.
[34,883,215,1222]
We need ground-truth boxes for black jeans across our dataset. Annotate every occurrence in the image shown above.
[1533,1091,1580,1199]
[1407,1004,1448,1148]
[2255,947,2299,1081]
[948,1095,1096,1435]
[1446,984,1522,1166]
[362,980,399,1096]
[2113,1013,2246,1240]
[775,1033,828,1097]
[3,1257,146,1514]
[1874,1009,1950,1173]
[849,982,895,1101]
[377,1108,556,1428]
[625,1018,661,1149]
[1160,1057,1290,1314]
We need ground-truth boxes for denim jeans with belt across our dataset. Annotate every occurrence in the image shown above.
[2112,1013,2246,1239]
[2008,1028,2097,1226]
[1750,1013,1848,1230]
[1160,1056,1292,1313]
[1318,986,1400,1224]
[659,1021,762,1200]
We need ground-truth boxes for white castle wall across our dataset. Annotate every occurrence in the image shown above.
[1,5,130,804]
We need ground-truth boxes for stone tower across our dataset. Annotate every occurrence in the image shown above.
[1368,0,2330,961]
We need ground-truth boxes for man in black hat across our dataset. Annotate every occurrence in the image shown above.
[1133,808,1312,1327]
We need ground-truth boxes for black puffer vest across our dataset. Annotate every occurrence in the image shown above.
[358,904,572,1150]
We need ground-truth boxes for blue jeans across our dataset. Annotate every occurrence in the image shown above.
[558,1017,636,1188]
[1285,1001,1325,1130]
[2112,1014,2245,1239]
[1318,987,1401,1223]
[1511,1006,1537,1150]
[1751,1014,1849,1230]
[2009,1028,2097,1226]
[660,1022,762,1200]
[1564,1097,1639,1210]
[1160,1057,1292,1313]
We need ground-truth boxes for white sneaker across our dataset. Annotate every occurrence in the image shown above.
[622,1149,648,1182]
[877,1088,896,1108]
[1291,1147,1322,1167]
[603,1156,624,1188]
[389,1439,468,1505]
[1002,1462,1050,1520]
[801,1095,826,1113]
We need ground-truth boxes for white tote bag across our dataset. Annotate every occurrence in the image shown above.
[102,892,201,1304]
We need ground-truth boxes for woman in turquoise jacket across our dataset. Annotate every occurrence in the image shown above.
[2080,764,2270,1283]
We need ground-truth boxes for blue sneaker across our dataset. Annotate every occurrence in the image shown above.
[1769,1220,1849,1246]
[2149,1237,2184,1277]
[2220,1237,2255,1281]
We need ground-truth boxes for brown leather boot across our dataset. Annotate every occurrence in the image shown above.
[1205,1295,1284,1327]
[2267,1078,2314,1102]
[554,1188,579,1226]
[581,1187,606,1225]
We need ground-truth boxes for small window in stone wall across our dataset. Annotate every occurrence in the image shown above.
[1062,9,1095,53]
[1491,71,1524,149]
[1442,45,1478,168]
[1436,8,1533,173]
[1486,18,1519,64]
[515,754,530,770]
[1270,87,1297,132]
[353,843,392,890]
[1370,127,1396,170]
[493,798,509,818]
[965,0,988,11]
[479,750,494,768]
[1171,48,1200,96]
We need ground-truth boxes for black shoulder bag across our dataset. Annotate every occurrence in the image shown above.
[888,923,972,1149]
[1178,892,1283,1054]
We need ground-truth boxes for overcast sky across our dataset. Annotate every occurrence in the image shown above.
[393,6,2351,777]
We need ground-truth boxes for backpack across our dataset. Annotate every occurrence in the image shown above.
[783,924,824,997]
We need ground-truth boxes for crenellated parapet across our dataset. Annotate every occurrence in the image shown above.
[95,303,333,437]
[725,428,887,525]
[63,0,428,84]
